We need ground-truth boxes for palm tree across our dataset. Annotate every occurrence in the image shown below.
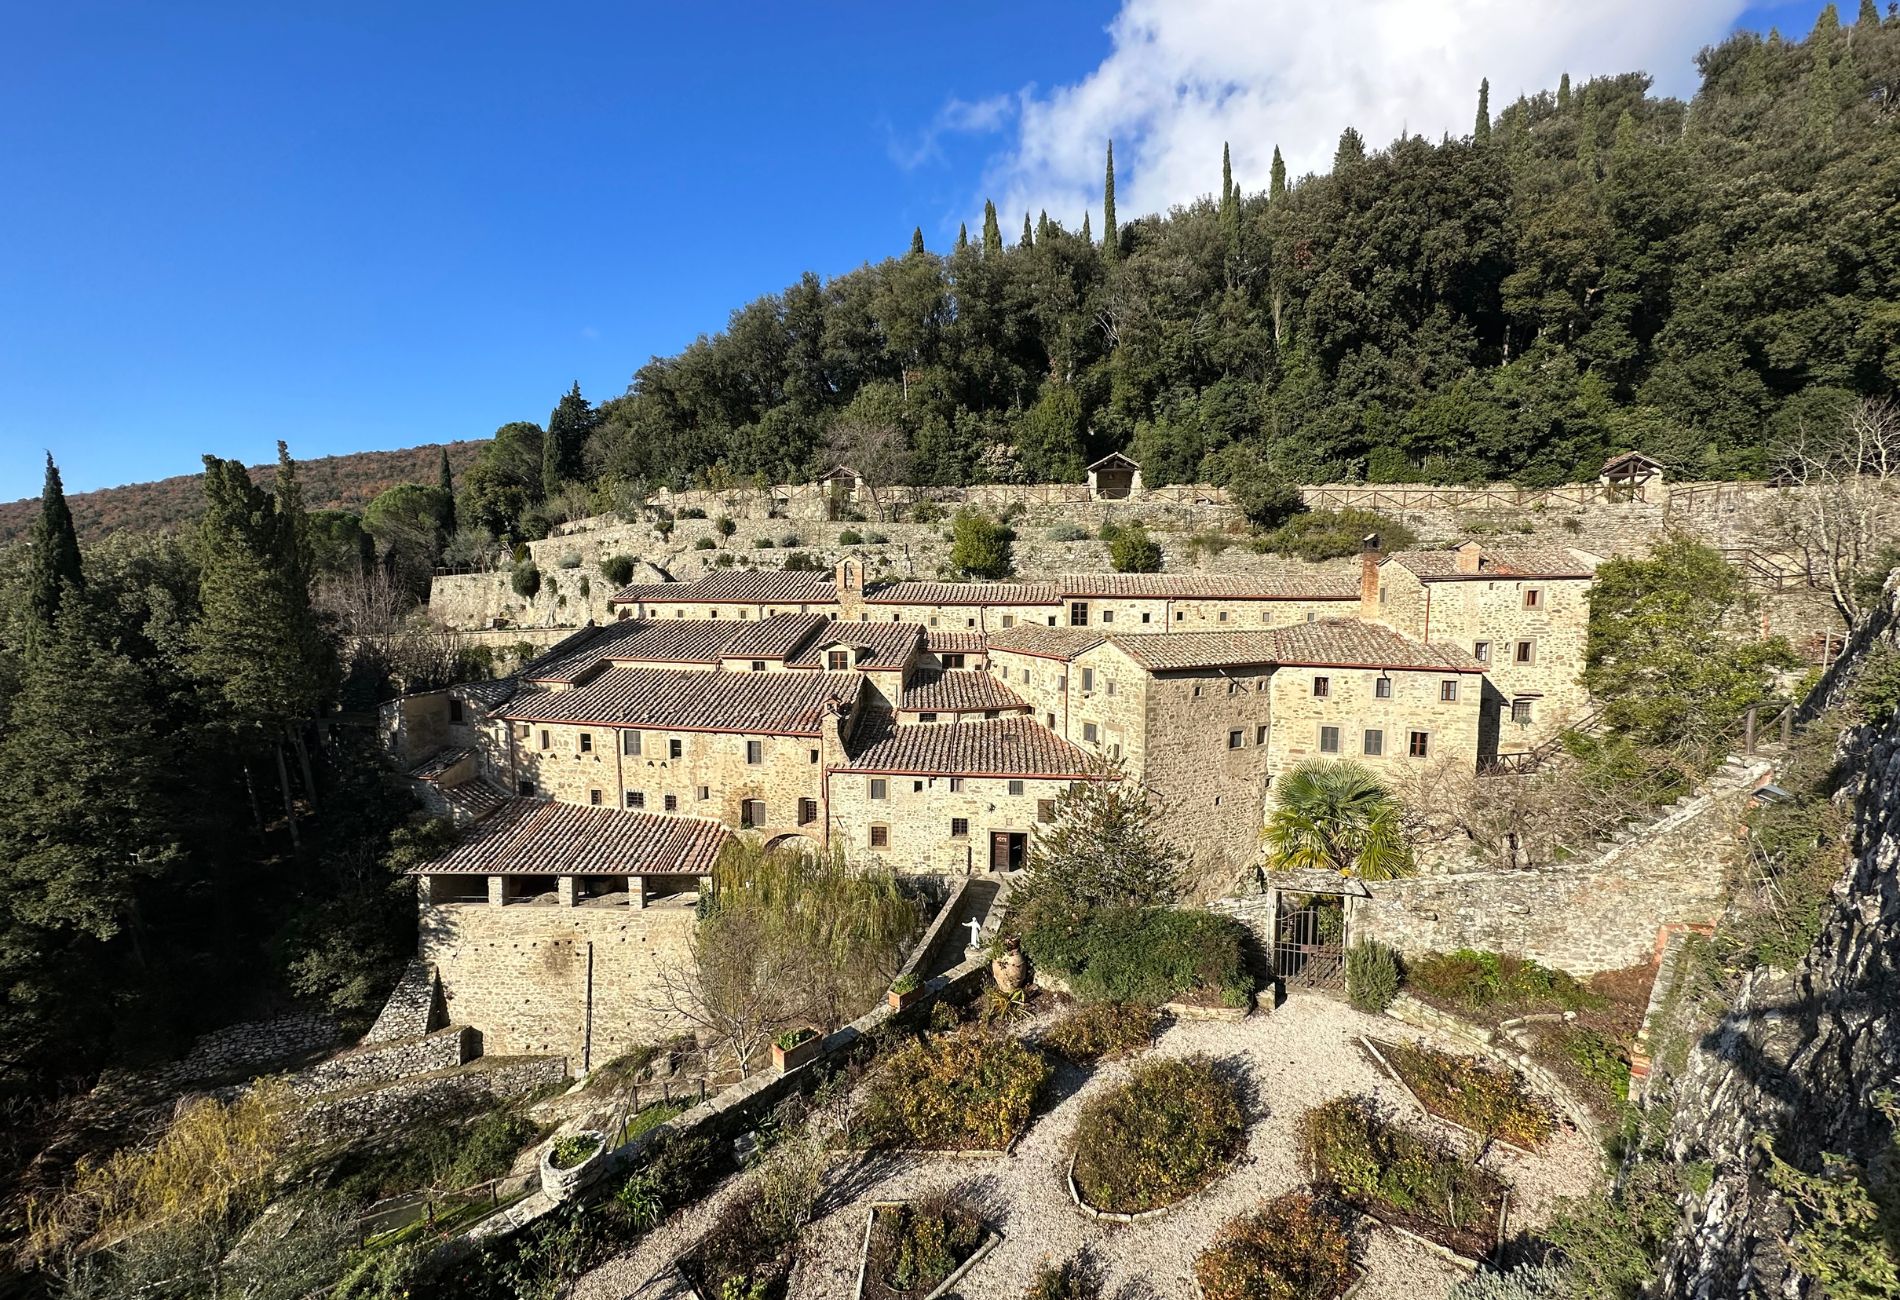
[1262,760,1413,881]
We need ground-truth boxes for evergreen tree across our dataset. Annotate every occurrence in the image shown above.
[436,445,457,536]
[1557,72,1571,109]
[273,440,314,593]
[982,199,1002,254]
[1036,209,1049,241]
[1103,140,1119,261]
[1577,97,1600,175]
[1269,145,1287,202]
[1856,0,1878,24]
[1219,142,1239,262]
[1080,211,1091,243]
[1334,126,1366,170]
[1475,78,1492,143]
[1022,212,1034,248]
[909,226,925,256]
[26,452,83,635]
[956,222,968,251]
[543,381,596,499]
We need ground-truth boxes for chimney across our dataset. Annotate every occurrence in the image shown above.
[1360,534,1382,620]
[835,559,863,619]
[1454,540,1483,575]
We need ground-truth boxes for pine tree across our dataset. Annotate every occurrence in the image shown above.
[437,445,457,537]
[1022,212,1033,248]
[1103,140,1119,262]
[1557,72,1571,110]
[543,381,596,500]
[1474,78,1492,143]
[909,226,925,255]
[1334,126,1366,170]
[1856,0,1878,24]
[982,200,1002,254]
[956,222,968,251]
[1269,146,1287,203]
[26,452,83,635]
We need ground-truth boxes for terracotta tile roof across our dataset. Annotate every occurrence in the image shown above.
[457,677,521,710]
[1051,571,1360,600]
[1387,548,1595,580]
[442,777,510,821]
[925,631,987,654]
[500,668,863,733]
[1102,633,1287,671]
[785,621,923,671]
[409,747,473,781]
[525,619,744,681]
[864,580,1059,605]
[515,624,614,680]
[607,571,837,606]
[900,669,1028,714]
[1258,620,1485,672]
[413,799,730,876]
[844,716,1096,777]
[720,612,831,659]
[984,625,1107,660]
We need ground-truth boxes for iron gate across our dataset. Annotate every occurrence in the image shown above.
[1272,894,1347,991]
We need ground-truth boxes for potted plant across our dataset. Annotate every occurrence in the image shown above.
[539,1129,607,1201]
[887,973,923,1010]
[771,1026,822,1073]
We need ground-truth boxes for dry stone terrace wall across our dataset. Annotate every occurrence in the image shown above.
[291,1054,568,1145]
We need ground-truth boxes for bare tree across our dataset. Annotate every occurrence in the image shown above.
[640,908,804,1079]
[825,419,914,523]
[1765,398,1900,623]
[1396,753,1654,872]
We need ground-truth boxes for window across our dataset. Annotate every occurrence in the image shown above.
[1408,730,1431,758]
[826,649,849,670]
[1192,685,1203,698]
[950,817,969,838]
[1511,698,1535,724]
[948,777,964,793]
[1313,676,1331,698]
[1102,610,1115,623]
[919,711,938,723]
[1363,728,1384,757]
[1001,615,1015,628]
[625,790,645,809]
[1514,640,1535,665]
[869,778,887,800]
[1037,799,1057,823]
[696,785,709,801]
[539,729,551,750]
[579,732,593,753]
[1228,729,1244,749]
[589,788,602,805]
[1081,667,1095,692]
[1218,610,1230,622]
[1069,601,1089,626]
[1058,675,1067,690]
[913,780,925,793]
[797,797,817,825]
[1256,724,1268,745]
[746,740,763,765]
[809,748,820,764]
[943,654,964,669]
[741,799,765,828]
[623,730,642,756]
[1106,680,1116,697]
[1440,680,1459,702]
[1473,641,1491,664]
[1008,779,1025,796]
[663,793,678,812]
[1319,725,1341,754]
[869,824,889,849]
[1141,612,1152,623]
[1174,610,1184,621]
[517,778,536,796]
[1524,587,1543,610]
[750,659,766,673]
[448,697,465,724]
[1375,677,1393,700]
[668,738,683,759]
[1306,612,1317,623]
[1083,722,1099,743]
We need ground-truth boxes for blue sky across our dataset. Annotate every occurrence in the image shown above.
[0,0,1828,502]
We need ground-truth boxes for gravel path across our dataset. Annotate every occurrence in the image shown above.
[574,996,1604,1300]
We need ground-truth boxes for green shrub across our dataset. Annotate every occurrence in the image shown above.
[714,515,736,537]
[1448,1263,1573,1300]
[694,536,717,551]
[1376,1040,1555,1148]
[781,551,822,571]
[1046,523,1089,543]
[601,555,635,586]
[1024,1254,1102,1300]
[714,552,736,567]
[1549,1024,1630,1109]
[950,509,1014,578]
[862,1192,986,1300]
[1300,1094,1505,1254]
[1404,949,1595,1014]
[678,507,707,519]
[838,529,864,545]
[1253,508,1417,560]
[1071,1054,1246,1213]
[753,537,775,549]
[1023,907,1252,1009]
[779,533,801,548]
[1195,1192,1356,1300]
[1543,1164,1683,1300]
[1345,939,1401,1013]
[1108,524,1163,573]
[1039,1002,1158,1064]
[866,531,888,544]
[890,972,921,995]
[857,1025,1050,1152]
[510,562,541,599]
[548,1134,601,1170]
[556,551,581,569]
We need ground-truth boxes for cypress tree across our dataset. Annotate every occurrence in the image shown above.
[982,200,1002,254]
[1080,211,1091,244]
[909,226,925,255]
[1474,78,1491,143]
[1856,0,1878,24]
[437,445,457,536]
[1578,98,1600,175]
[1219,142,1240,264]
[26,452,83,636]
[1221,141,1234,212]
[1557,73,1571,110]
[956,222,968,251]
[1269,146,1287,203]
[1103,140,1119,262]
[1036,209,1049,241]
[1022,212,1033,248]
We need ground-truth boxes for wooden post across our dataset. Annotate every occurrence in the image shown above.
[1743,707,1757,755]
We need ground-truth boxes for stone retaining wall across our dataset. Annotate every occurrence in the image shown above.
[1381,993,1598,1138]
[293,1054,567,1145]
[286,1025,475,1099]
[366,959,445,1043]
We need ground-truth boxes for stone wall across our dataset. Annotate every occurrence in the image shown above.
[164,1015,341,1086]
[293,1054,568,1145]
[366,959,447,1043]
[286,1025,475,1099]
[828,769,1070,873]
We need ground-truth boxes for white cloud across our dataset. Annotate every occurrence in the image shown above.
[887,93,1018,170]
[974,0,1748,230]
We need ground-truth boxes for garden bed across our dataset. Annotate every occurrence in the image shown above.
[1067,1054,1247,1217]
[855,1025,1051,1153]
[1360,1037,1555,1151]
[1193,1191,1358,1300]
[852,1194,998,1300]
[1038,1002,1160,1065]
[1300,1094,1508,1262]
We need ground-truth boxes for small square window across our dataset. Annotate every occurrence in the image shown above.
[1515,640,1535,665]
[809,748,820,764]
[1319,725,1340,754]
[798,797,817,824]
[1473,641,1491,664]
[870,778,888,800]
[1001,614,1016,628]
[1070,601,1089,627]
[517,779,536,796]
[950,817,969,838]
[1313,676,1331,698]
[1409,730,1431,758]
[1256,724,1268,745]
[1228,729,1244,749]
[1083,722,1099,743]
[919,711,938,723]
[625,790,645,809]
[663,793,678,812]
[1218,610,1229,622]
[623,730,642,756]
[913,780,924,793]
[741,799,764,828]
[1038,799,1057,823]
[1106,680,1116,696]
[827,649,850,670]
[1512,698,1535,724]
[668,738,683,759]
[1375,677,1393,699]
[750,659,766,672]
[1363,728,1385,757]
[948,777,964,793]
[869,824,889,849]
[695,785,709,801]
[1174,610,1184,621]
[1440,680,1459,702]
[1102,610,1114,623]
[1524,587,1543,609]
[943,654,964,668]
[1141,612,1152,623]
[1007,779,1025,797]
[746,739,763,765]
[588,788,602,805]
[579,732,593,753]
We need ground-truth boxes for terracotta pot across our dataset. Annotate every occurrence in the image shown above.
[772,1030,822,1073]
[991,945,1028,992]
[887,986,924,1010]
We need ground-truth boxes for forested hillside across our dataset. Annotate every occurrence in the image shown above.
[567,9,1895,496]
[0,440,486,543]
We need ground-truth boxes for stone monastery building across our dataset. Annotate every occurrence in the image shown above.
[382,540,1596,1064]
